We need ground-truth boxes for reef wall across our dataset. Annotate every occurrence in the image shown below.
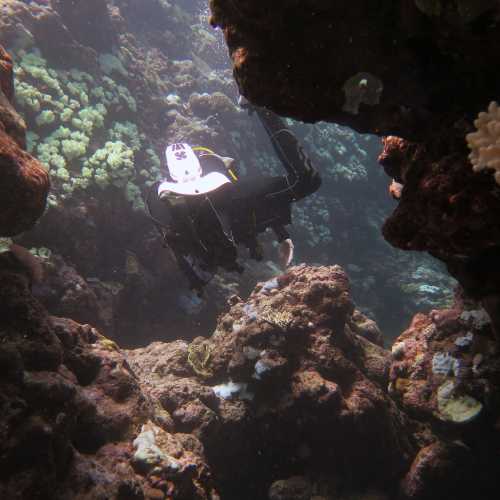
[0,2,499,494]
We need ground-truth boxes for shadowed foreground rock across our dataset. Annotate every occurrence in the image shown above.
[1,259,498,499]
[0,44,49,236]
[0,252,216,500]
[128,265,500,499]
[128,265,415,498]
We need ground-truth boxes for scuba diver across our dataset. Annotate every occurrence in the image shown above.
[147,98,321,292]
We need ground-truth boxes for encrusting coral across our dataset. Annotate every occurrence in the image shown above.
[260,306,294,331]
[466,101,500,185]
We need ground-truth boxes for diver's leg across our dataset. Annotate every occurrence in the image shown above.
[254,108,322,200]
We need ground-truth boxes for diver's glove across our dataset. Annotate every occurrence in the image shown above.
[238,94,255,115]
[278,238,294,269]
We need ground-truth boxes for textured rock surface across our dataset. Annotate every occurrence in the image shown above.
[0,252,216,500]
[1,257,498,499]
[378,123,500,309]
[127,265,500,499]
[390,305,497,421]
[209,0,499,135]
[31,251,113,331]
[390,300,499,499]
[0,44,49,236]
[127,265,413,498]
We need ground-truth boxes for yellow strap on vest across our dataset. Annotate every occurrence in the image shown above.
[193,146,239,181]
[192,146,216,155]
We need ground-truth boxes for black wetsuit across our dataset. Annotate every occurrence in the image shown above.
[150,107,321,290]
[225,107,321,252]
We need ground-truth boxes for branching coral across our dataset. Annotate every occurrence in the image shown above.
[466,101,500,185]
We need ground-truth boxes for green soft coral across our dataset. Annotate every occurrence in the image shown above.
[20,52,63,96]
[15,81,43,112]
[13,49,148,207]
[35,109,55,126]
[110,121,143,151]
[72,104,107,134]
[85,140,135,188]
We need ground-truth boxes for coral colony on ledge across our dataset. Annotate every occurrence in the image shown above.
[0,1,499,499]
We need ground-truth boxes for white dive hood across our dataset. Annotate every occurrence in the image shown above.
[165,143,202,183]
[159,143,231,196]
[158,171,231,196]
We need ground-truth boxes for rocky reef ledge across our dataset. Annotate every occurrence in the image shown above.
[0,44,49,236]
[1,260,498,499]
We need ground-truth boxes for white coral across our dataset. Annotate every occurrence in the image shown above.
[466,101,500,185]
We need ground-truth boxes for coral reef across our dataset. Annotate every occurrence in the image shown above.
[0,1,499,499]
[50,0,115,52]
[12,48,150,207]
[127,265,417,498]
[0,0,455,344]
[2,259,497,498]
[0,0,97,68]
[466,101,500,185]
